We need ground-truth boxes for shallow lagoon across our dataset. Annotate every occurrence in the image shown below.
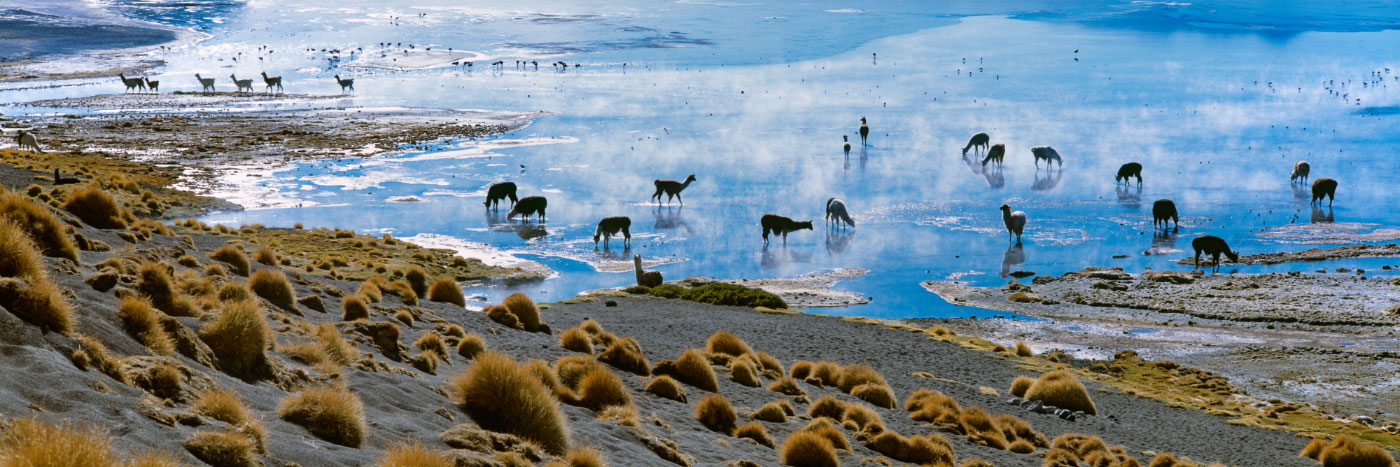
[4,1,1399,318]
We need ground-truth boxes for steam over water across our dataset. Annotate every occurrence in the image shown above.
[3,1,1398,318]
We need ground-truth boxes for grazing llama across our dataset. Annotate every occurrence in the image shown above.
[1152,199,1178,231]
[858,117,870,147]
[1116,162,1143,186]
[651,174,696,206]
[1000,204,1026,244]
[506,196,547,221]
[981,144,1006,167]
[15,130,42,153]
[634,254,662,287]
[230,74,254,93]
[52,168,79,185]
[1031,146,1062,169]
[843,135,850,157]
[143,77,159,93]
[483,182,518,211]
[593,216,632,248]
[195,73,216,93]
[761,214,812,244]
[962,132,990,155]
[825,198,854,229]
[1311,178,1338,207]
[1191,235,1239,273]
[1290,161,1310,183]
[118,73,145,93]
[335,74,355,94]
[261,71,283,93]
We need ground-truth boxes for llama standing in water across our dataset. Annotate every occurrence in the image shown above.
[261,71,283,94]
[1191,235,1239,273]
[1000,204,1026,244]
[593,216,632,248]
[843,135,851,157]
[1152,199,1179,231]
[142,77,159,93]
[334,74,355,94]
[195,74,216,93]
[981,144,1006,167]
[858,117,870,147]
[761,214,812,244]
[483,182,518,211]
[825,198,854,229]
[1116,162,1143,186]
[962,132,990,155]
[118,73,145,93]
[1290,161,1310,183]
[507,196,547,221]
[1311,178,1337,207]
[1031,146,1062,169]
[230,74,254,93]
[651,174,696,205]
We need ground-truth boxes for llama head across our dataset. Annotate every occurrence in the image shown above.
[684,174,696,183]
[1225,251,1240,262]
[860,117,867,123]
[795,221,813,231]
[1000,204,1011,213]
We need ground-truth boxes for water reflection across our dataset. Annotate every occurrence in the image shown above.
[1116,184,1142,207]
[595,245,632,260]
[653,206,695,235]
[1149,230,1176,254]
[1310,206,1335,223]
[761,243,813,269]
[1031,170,1063,192]
[487,211,548,239]
[1291,183,1311,199]
[1000,244,1025,278]
[982,165,1005,189]
[825,229,854,255]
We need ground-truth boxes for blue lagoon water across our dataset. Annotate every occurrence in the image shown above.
[3,1,1398,318]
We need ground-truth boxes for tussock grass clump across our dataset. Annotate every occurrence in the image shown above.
[0,194,78,261]
[674,348,718,392]
[414,331,449,361]
[994,413,1048,448]
[193,387,252,426]
[682,282,788,309]
[841,404,884,433]
[810,361,841,387]
[526,359,560,392]
[694,394,738,434]
[1015,341,1033,357]
[199,300,271,380]
[754,351,784,375]
[0,270,74,334]
[62,186,130,229]
[358,281,383,303]
[799,419,850,451]
[1147,453,1179,467]
[767,377,806,397]
[808,395,847,420]
[560,328,594,354]
[504,292,545,332]
[729,358,762,387]
[753,401,789,423]
[394,309,415,326]
[316,323,359,365]
[959,406,1008,450]
[790,360,814,380]
[380,442,454,467]
[1008,439,1035,453]
[117,296,174,356]
[428,277,465,307]
[0,416,116,466]
[643,375,686,402]
[0,218,44,279]
[906,389,962,425]
[573,367,633,411]
[451,352,571,455]
[580,319,605,335]
[208,246,250,276]
[705,330,752,357]
[779,431,839,467]
[556,355,606,390]
[183,430,256,467]
[136,262,180,313]
[76,335,127,383]
[1319,435,1395,467]
[837,363,887,393]
[486,305,521,329]
[597,337,650,376]
[277,386,367,447]
[852,383,896,409]
[734,422,775,448]
[1024,370,1097,415]
[545,446,608,467]
[403,266,430,298]
[249,269,297,311]
[458,334,487,359]
[1010,375,1035,398]
[444,324,466,338]
[342,295,369,321]
[389,280,418,305]
[1301,438,1328,460]
[867,431,955,465]
[253,248,277,265]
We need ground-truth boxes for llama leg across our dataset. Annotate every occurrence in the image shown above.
[623,227,631,247]
[676,192,683,206]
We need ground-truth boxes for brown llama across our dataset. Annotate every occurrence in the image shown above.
[1290,161,1310,183]
[118,73,145,92]
[962,132,990,155]
[652,174,696,205]
[981,144,1006,167]
[858,116,870,146]
[483,182,518,211]
[761,214,812,243]
[593,216,631,248]
[506,196,547,221]
[1311,178,1337,207]
[1192,235,1239,273]
[1116,162,1142,186]
[1031,146,1062,169]
[1152,199,1178,231]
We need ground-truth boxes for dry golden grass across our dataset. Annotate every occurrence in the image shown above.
[0,193,78,261]
[544,446,609,467]
[0,416,115,466]
[526,359,560,392]
[790,360,814,380]
[316,323,359,365]
[867,430,955,465]
[959,406,1008,450]
[504,292,544,332]
[767,377,806,397]
[116,296,174,356]
[1009,438,1036,454]
[729,358,762,388]
[695,393,738,434]
[74,335,126,384]
[253,248,277,265]
[0,218,45,281]
[281,340,329,366]
[277,386,367,447]
[799,418,850,451]
[597,337,650,376]
[128,450,184,467]
[573,367,633,411]
[414,331,449,361]
[560,328,595,354]
[1046,447,1086,467]
[451,351,571,455]
[807,395,847,420]
[136,261,181,314]
[389,280,418,305]
[780,430,839,467]
[486,305,521,329]
[183,430,256,467]
[410,350,439,374]
[841,404,883,433]
[208,245,250,276]
[443,324,466,338]
[1024,370,1097,415]
[580,318,605,335]
[906,389,963,426]
[249,269,297,311]
[994,413,1048,448]
[358,281,383,303]
[1301,438,1328,460]
[852,383,896,409]
[428,277,465,306]
[1010,375,1035,398]
[404,266,430,297]
[193,387,252,426]
[961,460,993,467]
[342,295,369,321]
[674,348,718,392]
[62,185,130,229]
[216,282,251,304]
[734,421,775,448]
[643,375,686,402]
[753,351,784,375]
[837,363,887,393]
[379,442,454,467]
[198,299,270,379]
[753,401,789,423]
[811,361,841,387]
[1015,340,1033,357]
[556,355,607,390]
[457,334,487,360]
[1319,435,1395,467]
[705,330,752,357]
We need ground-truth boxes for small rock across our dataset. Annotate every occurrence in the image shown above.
[1007,398,1023,406]
[1111,254,1128,259]
[1009,270,1036,278]
[1356,415,1377,426]
[1059,410,1077,421]
[604,300,617,307]
[1020,400,1043,412]
[1337,267,1351,273]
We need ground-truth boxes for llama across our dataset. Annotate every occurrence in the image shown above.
[843,135,851,157]
[1000,204,1026,244]
[261,71,283,93]
[962,132,990,155]
[651,174,696,205]
[334,74,355,94]
[230,74,254,93]
[1191,235,1239,273]
[118,73,145,93]
[1152,198,1178,231]
[1311,178,1338,207]
[825,198,854,229]
[506,196,547,221]
[1116,162,1143,186]
[634,254,662,287]
[483,182,518,211]
[1290,161,1310,183]
[593,216,631,248]
[1031,146,1062,169]
[143,77,159,93]
[15,130,42,153]
[981,144,1006,167]
[195,74,215,93]
[858,117,870,147]
[52,168,78,185]
[761,214,812,243]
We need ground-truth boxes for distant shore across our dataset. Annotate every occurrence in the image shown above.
[0,2,201,82]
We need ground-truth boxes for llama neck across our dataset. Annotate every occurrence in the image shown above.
[633,254,644,284]
[678,178,692,190]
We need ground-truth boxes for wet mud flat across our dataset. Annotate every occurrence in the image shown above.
[673,268,872,308]
[919,258,1400,421]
